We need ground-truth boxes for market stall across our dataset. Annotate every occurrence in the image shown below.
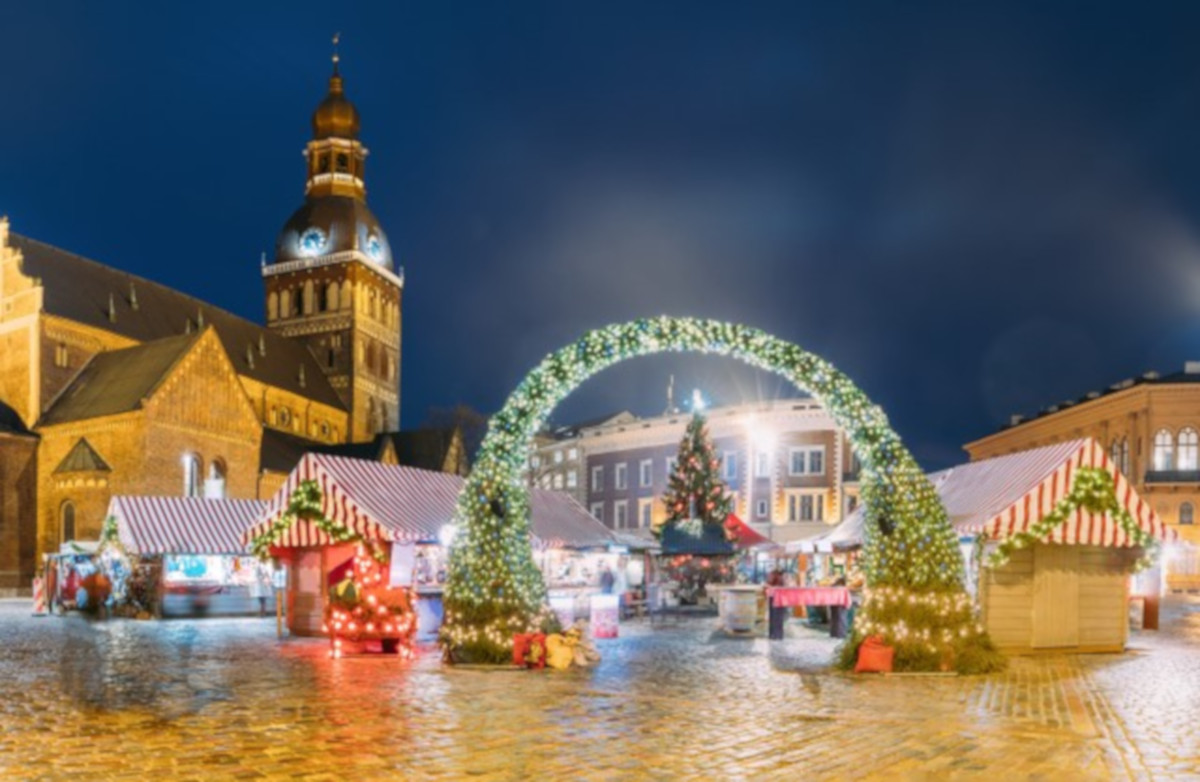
[42,541,102,613]
[244,453,619,640]
[813,439,1179,653]
[98,495,274,618]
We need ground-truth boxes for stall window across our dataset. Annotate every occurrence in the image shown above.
[1154,429,1174,471]
[1181,503,1195,525]
[60,501,76,543]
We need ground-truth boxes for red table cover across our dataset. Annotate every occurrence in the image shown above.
[767,586,852,608]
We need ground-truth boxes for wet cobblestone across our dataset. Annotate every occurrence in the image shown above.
[0,598,1197,780]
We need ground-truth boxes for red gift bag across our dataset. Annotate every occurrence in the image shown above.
[512,633,531,667]
[854,635,895,674]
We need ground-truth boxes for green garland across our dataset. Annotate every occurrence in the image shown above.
[251,479,383,562]
[442,316,985,667]
[985,466,1160,571]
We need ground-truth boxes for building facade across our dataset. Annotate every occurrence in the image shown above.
[963,363,1200,590]
[0,56,404,592]
[531,399,860,544]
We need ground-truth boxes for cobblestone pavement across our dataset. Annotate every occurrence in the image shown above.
[0,598,1197,781]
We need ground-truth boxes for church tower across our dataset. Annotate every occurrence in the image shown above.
[264,45,402,443]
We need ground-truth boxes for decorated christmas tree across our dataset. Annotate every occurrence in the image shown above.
[658,413,735,537]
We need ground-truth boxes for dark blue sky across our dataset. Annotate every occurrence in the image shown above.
[5,2,1200,469]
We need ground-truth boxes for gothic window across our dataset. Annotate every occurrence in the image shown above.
[54,343,69,368]
[340,283,353,309]
[207,459,227,499]
[318,154,330,173]
[267,292,279,321]
[368,290,378,320]
[326,282,339,311]
[1153,429,1174,472]
[280,290,291,318]
[182,454,201,498]
[336,153,349,173]
[1179,428,1199,471]
[60,501,76,543]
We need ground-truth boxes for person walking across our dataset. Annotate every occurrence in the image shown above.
[766,567,786,640]
[599,564,615,595]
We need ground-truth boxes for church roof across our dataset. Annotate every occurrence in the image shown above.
[40,333,199,426]
[382,428,466,475]
[53,438,112,474]
[0,401,34,437]
[9,233,344,410]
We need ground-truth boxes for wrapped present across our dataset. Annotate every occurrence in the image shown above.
[545,633,576,670]
[854,635,895,674]
[524,633,546,669]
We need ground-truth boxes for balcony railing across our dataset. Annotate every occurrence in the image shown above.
[1144,470,1200,485]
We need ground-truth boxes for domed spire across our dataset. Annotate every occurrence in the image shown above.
[312,33,360,140]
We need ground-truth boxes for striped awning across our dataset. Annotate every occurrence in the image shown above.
[245,453,617,550]
[797,438,1178,550]
[108,496,267,555]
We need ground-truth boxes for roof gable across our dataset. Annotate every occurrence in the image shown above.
[8,233,344,410]
[54,437,111,473]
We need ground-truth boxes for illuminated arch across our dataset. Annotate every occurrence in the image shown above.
[443,317,979,665]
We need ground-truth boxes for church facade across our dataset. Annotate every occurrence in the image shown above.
[0,60,407,594]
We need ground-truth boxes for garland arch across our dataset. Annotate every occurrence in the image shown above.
[442,317,997,670]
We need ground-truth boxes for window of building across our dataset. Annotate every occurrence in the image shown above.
[54,342,69,368]
[786,491,826,522]
[639,459,652,487]
[788,446,826,476]
[755,499,769,519]
[1121,438,1130,476]
[615,463,628,490]
[638,498,653,529]
[326,282,339,311]
[553,473,564,490]
[1110,439,1122,471]
[554,450,564,464]
[755,451,770,478]
[567,447,578,461]
[60,501,76,543]
[614,500,629,529]
[723,452,737,480]
[1181,502,1195,525]
[205,459,228,499]
[590,503,605,523]
[318,154,330,173]
[566,470,578,489]
[666,457,678,477]
[182,454,201,498]
[336,153,349,172]
[591,465,603,492]
[1154,429,1174,471]
[1179,428,1199,471]
[844,495,858,516]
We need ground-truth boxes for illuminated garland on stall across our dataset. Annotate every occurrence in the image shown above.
[250,480,382,562]
[441,316,995,669]
[984,466,1160,571]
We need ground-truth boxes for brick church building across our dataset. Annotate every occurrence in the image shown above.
[0,58,463,594]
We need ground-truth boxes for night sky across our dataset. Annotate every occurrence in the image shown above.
[5,2,1200,469]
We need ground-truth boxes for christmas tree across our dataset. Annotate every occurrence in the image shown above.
[659,413,735,537]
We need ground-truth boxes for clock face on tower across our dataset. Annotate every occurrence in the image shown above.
[366,235,384,263]
[299,227,327,257]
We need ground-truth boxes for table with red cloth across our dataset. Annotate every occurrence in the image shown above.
[767,586,852,608]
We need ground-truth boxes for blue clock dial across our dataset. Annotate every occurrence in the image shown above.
[299,227,327,256]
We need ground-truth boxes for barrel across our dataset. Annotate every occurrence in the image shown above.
[722,588,759,633]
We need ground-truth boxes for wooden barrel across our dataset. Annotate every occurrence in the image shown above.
[722,589,759,633]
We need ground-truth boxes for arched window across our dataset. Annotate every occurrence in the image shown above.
[1154,430,1174,471]
[340,282,353,310]
[206,459,227,499]
[182,454,201,497]
[1179,428,1199,471]
[326,282,339,311]
[302,280,315,315]
[279,290,290,319]
[60,501,76,543]
[1180,502,1195,525]
[267,292,279,321]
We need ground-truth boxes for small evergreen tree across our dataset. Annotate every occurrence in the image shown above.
[658,413,734,537]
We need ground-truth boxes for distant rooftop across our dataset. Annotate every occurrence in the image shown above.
[996,361,1200,432]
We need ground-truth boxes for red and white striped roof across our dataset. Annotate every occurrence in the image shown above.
[801,439,1177,550]
[107,496,267,555]
[245,453,616,550]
